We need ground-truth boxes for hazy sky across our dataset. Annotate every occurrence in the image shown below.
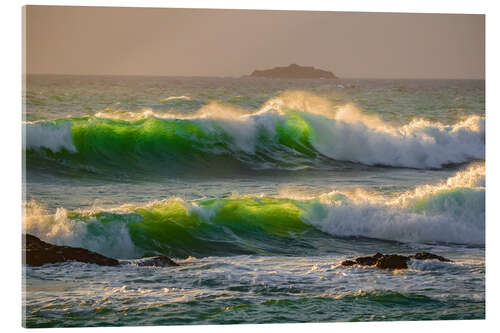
[25,6,485,79]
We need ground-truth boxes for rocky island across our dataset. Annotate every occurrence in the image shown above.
[249,64,338,79]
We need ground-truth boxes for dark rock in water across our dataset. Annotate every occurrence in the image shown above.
[340,259,356,267]
[409,252,452,262]
[355,252,383,266]
[23,234,120,267]
[249,64,338,79]
[375,254,409,269]
[23,234,180,268]
[340,252,452,270]
[131,256,179,267]
[341,253,383,267]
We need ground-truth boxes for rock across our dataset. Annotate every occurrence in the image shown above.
[23,234,180,268]
[131,256,179,267]
[249,64,337,79]
[340,252,452,270]
[408,252,452,262]
[355,252,383,266]
[340,259,356,266]
[23,234,120,267]
[375,254,409,269]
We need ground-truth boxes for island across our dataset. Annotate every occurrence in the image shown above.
[249,64,338,79]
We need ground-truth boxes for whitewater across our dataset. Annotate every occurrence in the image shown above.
[25,91,484,170]
[23,76,485,327]
[24,162,485,260]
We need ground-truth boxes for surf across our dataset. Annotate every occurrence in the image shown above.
[24,163,485,259]
[24,91,484,174]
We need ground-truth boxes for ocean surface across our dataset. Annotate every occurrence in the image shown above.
[23,75,485,327]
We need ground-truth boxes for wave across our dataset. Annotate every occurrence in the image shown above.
[24,164,484,259]
[325,290,437,304]
[24,91,484,173]
[159,95,192,102]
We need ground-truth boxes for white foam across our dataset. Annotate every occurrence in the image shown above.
[234,91,484,168]
[302,163,485,245]
[27,91,484,170]
[408,258,458,271]
[304,111,484,169]
[23,164,485,248]
[160,95,192,102]
[23,201,139,259]
[24,121,76,152]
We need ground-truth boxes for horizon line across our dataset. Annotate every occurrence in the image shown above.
[24,73,486,80]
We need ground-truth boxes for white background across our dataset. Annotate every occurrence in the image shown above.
[1,1,498,332]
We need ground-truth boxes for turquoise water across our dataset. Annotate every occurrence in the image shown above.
[23,76,485,327]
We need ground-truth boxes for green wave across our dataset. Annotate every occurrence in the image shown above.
[25,107,485,173]
[25,111,326,176]
[25,183,485,259]
[67,198,320,258]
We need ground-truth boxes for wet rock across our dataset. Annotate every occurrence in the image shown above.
[23,234,120,267]
[409,252,452,262]
[355,252,383,266]
[23,234,180,268]
[340,252,452,270]
[340,259,356,266]
[375,254,409,269]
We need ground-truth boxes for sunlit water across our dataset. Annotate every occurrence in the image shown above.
[23,76,485,327]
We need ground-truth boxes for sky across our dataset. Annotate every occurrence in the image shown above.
[25,6,485,79]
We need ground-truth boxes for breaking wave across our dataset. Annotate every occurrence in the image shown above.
[24,163,484,259]
[24,91,484,173]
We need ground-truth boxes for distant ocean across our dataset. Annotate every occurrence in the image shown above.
[23,76,485,327]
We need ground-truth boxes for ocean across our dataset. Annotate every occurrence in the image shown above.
[22,75,485,327]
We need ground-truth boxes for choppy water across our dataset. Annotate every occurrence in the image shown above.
[23,75,485,327]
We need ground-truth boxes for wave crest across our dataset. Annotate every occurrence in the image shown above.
[24,164,485,259]
[24,91,484,171]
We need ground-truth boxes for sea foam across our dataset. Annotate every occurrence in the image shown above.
[24,163,485,259]
[24,91,484,170]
